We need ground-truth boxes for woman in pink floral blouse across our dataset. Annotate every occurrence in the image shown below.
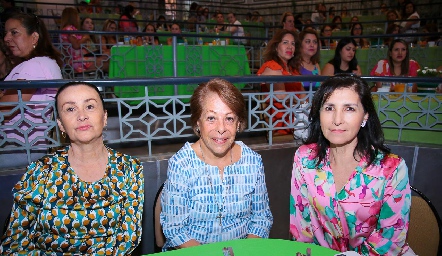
[289,74,412,255]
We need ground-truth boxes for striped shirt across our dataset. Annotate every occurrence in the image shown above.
[160,141,273,249]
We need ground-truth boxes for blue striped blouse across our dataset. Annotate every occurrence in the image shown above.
[160,141,273,249]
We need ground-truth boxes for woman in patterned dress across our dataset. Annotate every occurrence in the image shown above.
[289,74,412,255]
[0,82,144,255]
[160,78,273,251]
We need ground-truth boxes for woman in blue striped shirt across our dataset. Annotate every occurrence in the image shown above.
[160,78,273,250]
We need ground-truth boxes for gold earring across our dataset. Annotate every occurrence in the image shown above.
[61,132,66,138]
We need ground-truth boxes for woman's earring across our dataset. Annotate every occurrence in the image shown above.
[361,120,367,127]
[196,127,200,134]
[61,132,66,138]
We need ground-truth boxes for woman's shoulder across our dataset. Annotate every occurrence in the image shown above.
[169,142,196,163]
[257,60,284,74]
[236,141,261,160]
[8,57,61,80]
[15,148,68,192]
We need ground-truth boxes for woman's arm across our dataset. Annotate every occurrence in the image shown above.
[357,159,411,255]
[247,160,273,238]
[68,33,90,50]
[321,63,335,76]
[289,150,314,242]
[114,157,144,254]
[0,161,46,253]
[402,15,419,30]
[160,158,199,248]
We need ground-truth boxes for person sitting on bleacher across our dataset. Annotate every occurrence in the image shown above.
[119,5,139,33]
[213,11,226,32]
[226,12,247,44]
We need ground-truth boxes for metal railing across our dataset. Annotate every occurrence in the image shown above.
[1,75,441,169]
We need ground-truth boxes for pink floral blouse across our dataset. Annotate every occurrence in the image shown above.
[290,144,411,255]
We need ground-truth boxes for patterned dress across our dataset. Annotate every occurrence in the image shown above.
[0,146,144,255]
[290,144,411,255]
[160,141,273,250]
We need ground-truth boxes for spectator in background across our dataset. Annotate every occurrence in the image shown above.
[196,5,207,31]
[384,23,400,46]
[101,19,118,54]
[156,15,170,31]
[119,5,138,32]
[322,38,362,76]
[370,39,420,92]
[281,12,298,33]
[227,12,247,44]
[60,7,95,73]
[257,29,304,136]
[340,6,350,18]
[320,25,333,49]
[167,22,185,45]
[245,12,252,22]
[400,1,420,43]
[351,22,369,48]
[331,15,342,31]
[328,6,336,20]
[421,23,441,46]
[294,14,304,32]
[1,12,62,167]
[143,23,160,45]
[80,17,98,53]
[379,3,389,16]
[187,2,199,31]
[350,16,359,29]
[203,7,209,21]
[311,3,326,27]
[77,1,89,14]
[213,11,227,32]
[251,11,264,22]
[294,29,321,90]
[386,10,401,26]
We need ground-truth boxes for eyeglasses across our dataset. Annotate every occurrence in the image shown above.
[324,29,332,32]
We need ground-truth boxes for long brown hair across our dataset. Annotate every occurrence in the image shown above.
[60,7,80,29]
[388,39,410,76]
[293,29,320,72]
[263,29,298,70]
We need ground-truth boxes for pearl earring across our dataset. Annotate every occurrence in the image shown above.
[361,120,367,127]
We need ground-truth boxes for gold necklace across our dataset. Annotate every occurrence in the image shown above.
[199,142,233,226]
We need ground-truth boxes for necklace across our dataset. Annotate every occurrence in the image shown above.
[199,142,233,226]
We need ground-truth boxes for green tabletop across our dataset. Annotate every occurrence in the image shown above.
[320,46,442,76]
[146,239,339,256]
[373,94,442,145]
[109,45,251,104]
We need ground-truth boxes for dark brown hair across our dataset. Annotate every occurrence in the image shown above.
[294,29,320,72]
[263,29,298,70]
[388,39,410,76]
[7,13,63,67]
[190,78,247,135]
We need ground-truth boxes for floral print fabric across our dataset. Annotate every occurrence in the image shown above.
[290,144,411,255]
[0,146,144,255]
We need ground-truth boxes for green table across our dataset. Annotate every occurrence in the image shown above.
[373,94,442,145]
[146,239,339,255]
[110,45,251,104]
[320,46,442,76]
